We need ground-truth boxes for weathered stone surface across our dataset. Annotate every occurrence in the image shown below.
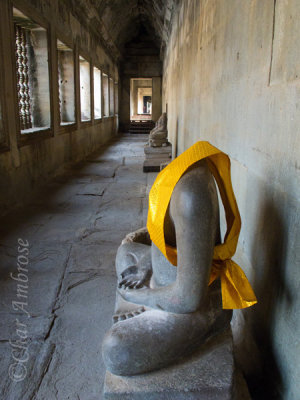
[35,274,116,399]
[144,144,172,156]
[80,228,133,245]
[94,198,144,233]
[163,1,300,397]
[143,144,172,172]
[0,242,71,316]
[76,182,108,196]
[0,341,55,400]
[70,159,122,179]
[0,135,153,399]
[103,182,147,200]
[104,330,234,400]
[0,313,54,342]
[143,158,171,172]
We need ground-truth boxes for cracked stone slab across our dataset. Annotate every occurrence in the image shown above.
[66,242,117,273]
[104,330,235,400]
[69,160,123,179]
[90,143,146,160]
[123,156,145,166]
[102,182,147,200]
[94,198,144,233]
[0,341,55,400]
[79,229,132,245]
[34,181,86,204]
[0,313,54,341]
[35,274,116,399]
[0,209,51,247]
[146,172,158,190]
[46,193,101,216]
[142,197,150,223]
[35,212,95,242]
[114,165,146,183]
[86,157,125,165]
[76,182,108,196]
[0,243,71,316]
[0,134,151,399]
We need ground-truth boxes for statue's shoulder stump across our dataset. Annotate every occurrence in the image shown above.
[103,328,248,399]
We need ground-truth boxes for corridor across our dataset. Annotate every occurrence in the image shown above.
[0,0,299,398]
[0,134,155,399]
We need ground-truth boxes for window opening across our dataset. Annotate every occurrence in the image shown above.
[109,77,114,116]
[114,82,118,115]
[103,73,109,117]
[130,78,152,121]
[93,67,101,119]
[79,55,91,121]
[57,39,75,125]
[13,8,51,134]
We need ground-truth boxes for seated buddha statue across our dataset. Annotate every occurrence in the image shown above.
[102,141,257,376]
[148,112,168,147]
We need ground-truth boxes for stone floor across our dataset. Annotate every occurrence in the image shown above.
[0,134,156,400]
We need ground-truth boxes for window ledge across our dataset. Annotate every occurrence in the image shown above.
[60,121,76,126]
[94,118,102,124]
[18,128,53,146]
[21,126,50,135]
[59,122,77,134]
[80,120,92,128]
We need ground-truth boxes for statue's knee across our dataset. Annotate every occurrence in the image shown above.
[102,329,132,376]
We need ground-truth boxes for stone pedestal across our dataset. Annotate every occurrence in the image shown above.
[103,329,238,400]
[143,144,172,172]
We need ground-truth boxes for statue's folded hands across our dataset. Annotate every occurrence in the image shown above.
[118,263,152,289]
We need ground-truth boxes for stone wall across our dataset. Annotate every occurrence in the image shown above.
[0,0,119,215]
[163,1,300,399]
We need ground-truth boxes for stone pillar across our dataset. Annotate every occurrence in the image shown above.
[119,77,130,132]
[152,76,162,122]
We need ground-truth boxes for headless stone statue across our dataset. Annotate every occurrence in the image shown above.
[102,159,232,376]
[148,113,168,147]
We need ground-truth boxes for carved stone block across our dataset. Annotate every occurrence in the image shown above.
[103,329,235,400]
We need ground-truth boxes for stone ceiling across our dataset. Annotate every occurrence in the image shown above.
[70,0,177,60]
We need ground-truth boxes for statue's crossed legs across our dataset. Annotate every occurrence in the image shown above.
[102,242,231,376]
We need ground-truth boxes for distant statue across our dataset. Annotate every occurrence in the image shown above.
[149,113,168,147]
[102,141,257,376]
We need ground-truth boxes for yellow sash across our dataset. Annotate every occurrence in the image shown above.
[147,141,257,309]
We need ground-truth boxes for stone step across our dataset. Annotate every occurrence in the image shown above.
[129,131,150,135]
[129,121,155,135]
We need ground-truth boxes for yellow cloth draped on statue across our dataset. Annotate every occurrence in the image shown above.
[147,141,257,309]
